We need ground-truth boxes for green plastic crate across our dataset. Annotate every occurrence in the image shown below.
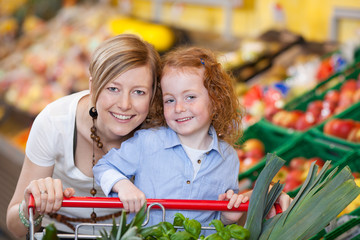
[236,119,299,182]
[309,101,360,150]
[284,60,360,112]
[253,133,353,196]
[238,133,353,196]
[261,63,360,135]
[286,137,358,197]
[237,119,299,153]
[260,116,304,136]
[354,47,360,61]
[284,72,343,112]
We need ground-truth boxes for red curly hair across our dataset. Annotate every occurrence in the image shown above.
[152,46,244,146]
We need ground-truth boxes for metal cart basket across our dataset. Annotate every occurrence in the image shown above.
[28,195,281,239]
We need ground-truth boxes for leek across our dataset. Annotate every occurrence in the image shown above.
[244,153,285,240]
[244,153,360,240]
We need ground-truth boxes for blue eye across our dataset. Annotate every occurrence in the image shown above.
[186,95,195,100]
[134,90,145,95]
[108,87,118,92]
[164,99,175,104]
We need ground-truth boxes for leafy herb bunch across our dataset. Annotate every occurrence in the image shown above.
[140,212,249,240]
[97,205,250,240]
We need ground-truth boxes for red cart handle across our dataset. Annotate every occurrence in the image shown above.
[28,195,282,213]
[275,202,282,214]
[28,194,36,215]
[62,197,249,211]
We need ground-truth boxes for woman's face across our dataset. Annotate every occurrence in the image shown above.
[95,65,153,139]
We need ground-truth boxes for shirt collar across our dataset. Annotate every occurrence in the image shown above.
[208,126,226,160]
[164,126,226,161]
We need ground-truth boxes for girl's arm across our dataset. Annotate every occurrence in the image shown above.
[93,132,146,212]
[93,147,140,197]
[93,149,145,213]
[6,155,75,238]
[112,179,146,213]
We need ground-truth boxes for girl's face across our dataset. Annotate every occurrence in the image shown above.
[161,66,212,140]
[95,66,153,139]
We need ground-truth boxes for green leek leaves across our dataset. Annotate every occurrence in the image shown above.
[244,153,360,240]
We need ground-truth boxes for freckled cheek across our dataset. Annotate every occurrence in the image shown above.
[163,107,173,121]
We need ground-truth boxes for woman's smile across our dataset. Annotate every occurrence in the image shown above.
[111,112,134,120]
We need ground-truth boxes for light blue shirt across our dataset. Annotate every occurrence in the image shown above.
[93,126,239,229]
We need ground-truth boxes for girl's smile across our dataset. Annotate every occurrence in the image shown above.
[175,117,194,122]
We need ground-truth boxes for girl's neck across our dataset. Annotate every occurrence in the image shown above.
[178,128,212,150]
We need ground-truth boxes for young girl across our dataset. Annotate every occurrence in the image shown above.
[93,47,287,229]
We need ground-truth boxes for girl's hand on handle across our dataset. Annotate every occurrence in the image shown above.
[218,189,249,224]
[113,179,146,213]
[24,177,75,216]
[266,192,292,219]
[219,189,249,209]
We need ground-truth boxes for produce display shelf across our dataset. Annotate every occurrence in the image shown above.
[284,60,360,112]
[237,118,300,182]
[309,101,360,150]
[259,61,360,136]
[282,134,357,197]
[239,133,354,196]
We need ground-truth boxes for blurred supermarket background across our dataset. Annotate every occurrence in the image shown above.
[1,0,360,239]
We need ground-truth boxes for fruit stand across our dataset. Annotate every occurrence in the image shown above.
[235,60,360,239]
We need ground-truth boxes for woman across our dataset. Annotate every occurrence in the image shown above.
[6,34,162,237]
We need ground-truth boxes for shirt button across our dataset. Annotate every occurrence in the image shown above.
[197,159,201,164]
[206,151,210,155]
[186,180,191,184]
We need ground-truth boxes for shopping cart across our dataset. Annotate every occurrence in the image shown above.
[28,195,282,239]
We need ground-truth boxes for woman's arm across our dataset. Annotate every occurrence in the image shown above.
[6,155,74,238]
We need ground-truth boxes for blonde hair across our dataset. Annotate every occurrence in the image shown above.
[88,34,163,128]
[158,46,244,145]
